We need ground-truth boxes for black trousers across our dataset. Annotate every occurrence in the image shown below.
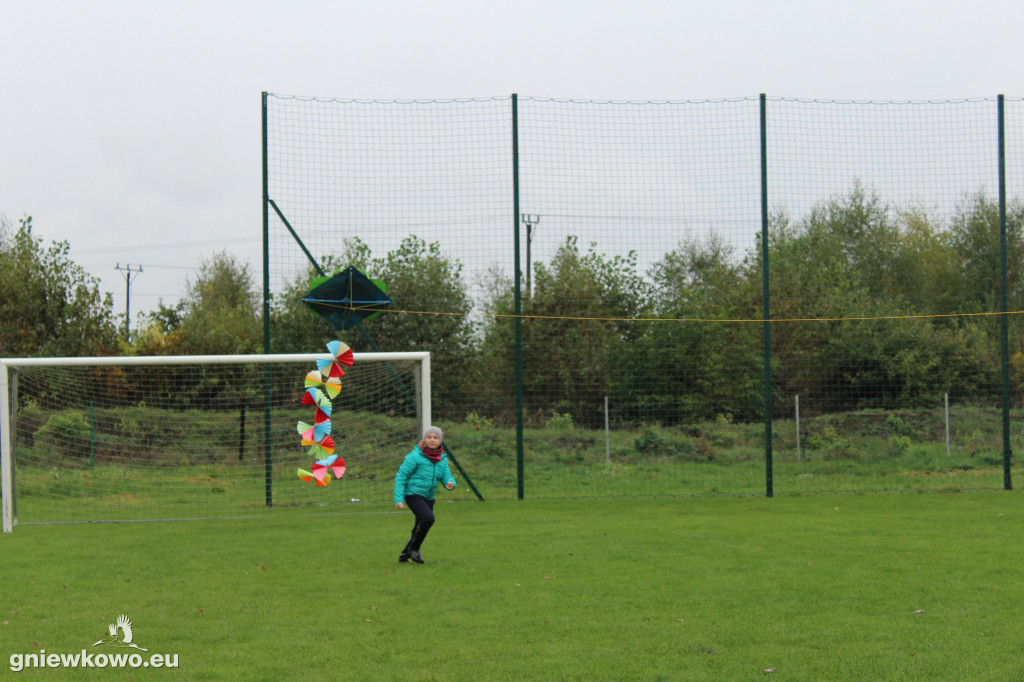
[404,494,436,536]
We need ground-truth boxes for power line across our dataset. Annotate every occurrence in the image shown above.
[130,263,197,271]
[74,237,260,256]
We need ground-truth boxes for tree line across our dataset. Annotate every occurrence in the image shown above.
[4,184,1023,427]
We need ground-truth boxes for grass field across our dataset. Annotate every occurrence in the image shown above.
[10,403,1019,527]
[2,492,1023,680]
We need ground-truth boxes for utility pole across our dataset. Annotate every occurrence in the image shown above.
[520,214,540,296]
[115,263,143,336]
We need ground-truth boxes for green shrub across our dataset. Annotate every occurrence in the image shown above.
[888,435,911,456]
[464,412,494,430]
[806,426,854,459]
[546,412,575,430]
[36,410,92,458]
[633,425,696,459]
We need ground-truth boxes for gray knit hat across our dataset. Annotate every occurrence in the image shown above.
[424,426,443,442]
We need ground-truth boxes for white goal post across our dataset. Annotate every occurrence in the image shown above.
[1,352,431,532]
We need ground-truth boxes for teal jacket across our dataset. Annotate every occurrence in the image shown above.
[394,446,457,503]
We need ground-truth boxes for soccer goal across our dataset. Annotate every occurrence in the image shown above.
[1,351,430,532]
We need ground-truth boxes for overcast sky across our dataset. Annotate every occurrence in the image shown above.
[2,0,1023,322]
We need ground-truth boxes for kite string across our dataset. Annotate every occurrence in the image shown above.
[304,300,1024,324]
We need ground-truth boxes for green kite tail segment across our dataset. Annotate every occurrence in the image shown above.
[304,370,342,399]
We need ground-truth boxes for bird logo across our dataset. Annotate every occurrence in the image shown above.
[92,614,148,651]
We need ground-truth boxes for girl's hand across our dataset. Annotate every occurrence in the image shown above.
[445,482,455,490]
[396,503,405,509]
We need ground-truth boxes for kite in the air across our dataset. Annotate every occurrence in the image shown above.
[301,265,391,331]
[295,263,385,487]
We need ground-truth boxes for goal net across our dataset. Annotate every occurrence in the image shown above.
[1,352,430,531]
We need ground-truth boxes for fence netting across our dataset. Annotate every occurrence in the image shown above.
[264,93,1024,499]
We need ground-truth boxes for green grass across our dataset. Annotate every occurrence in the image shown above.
[3,493,1024,680]
[12,403,1020,527]
[15,451,1016,528]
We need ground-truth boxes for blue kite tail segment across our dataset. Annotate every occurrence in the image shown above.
[301,265,391,331]
[317,339,354,378]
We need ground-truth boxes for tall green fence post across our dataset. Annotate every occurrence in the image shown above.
[760,94,773,497]
[89,398,95,470]
[997,94,1013,491]
[261,91,274,507]
[512,93,525,500]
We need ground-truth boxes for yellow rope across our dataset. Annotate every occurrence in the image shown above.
[304,300,1024,324]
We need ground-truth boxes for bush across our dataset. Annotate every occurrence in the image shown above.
[886,414,910,436]
[888,435,912,456]
[805,426,854,459]
[36,410,92,458]
[546,412,575,431]
[633,425,696,459]
[464,412,494,430]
